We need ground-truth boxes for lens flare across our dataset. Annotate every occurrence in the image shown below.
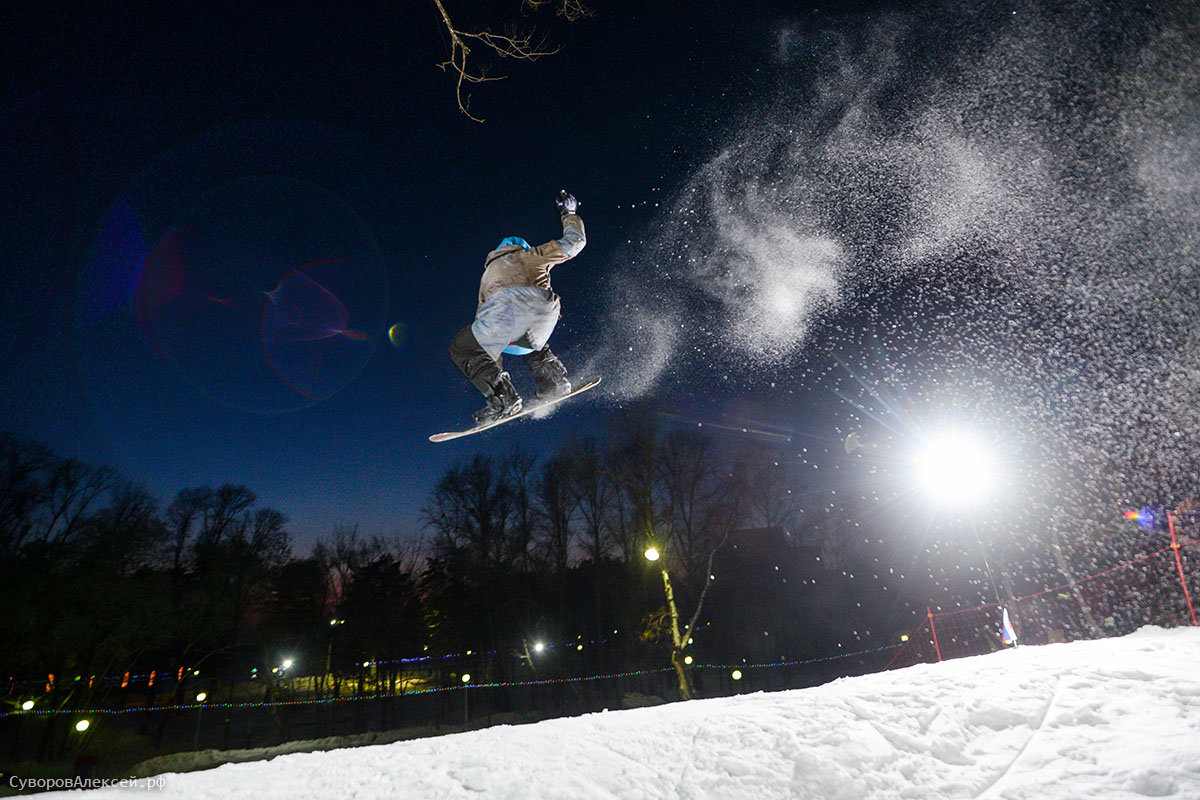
[132,176,387,413]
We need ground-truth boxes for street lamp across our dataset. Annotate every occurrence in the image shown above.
[461,673,471,726]
[193,690,207,748]
[913,431,999,506]
[912,428,1013,642]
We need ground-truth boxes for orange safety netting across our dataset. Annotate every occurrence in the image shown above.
[887,542,1199,670]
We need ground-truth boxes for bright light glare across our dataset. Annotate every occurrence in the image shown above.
[914,432,997,505]
[644,547,660,562]
[533,641,545,653]
[281,658,294,670]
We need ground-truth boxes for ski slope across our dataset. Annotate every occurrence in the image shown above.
[63,627,1200,799]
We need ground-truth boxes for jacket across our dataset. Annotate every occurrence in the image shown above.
[477,214,586,308]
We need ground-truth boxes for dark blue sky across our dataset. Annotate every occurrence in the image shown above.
[0,0,820,549]
[5,0,1193,571]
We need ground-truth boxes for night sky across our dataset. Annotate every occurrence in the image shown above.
[0,0,786,547]
[4,0,1200,561]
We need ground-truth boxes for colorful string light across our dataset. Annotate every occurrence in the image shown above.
[0,644,899,719]
[1,636,616,689]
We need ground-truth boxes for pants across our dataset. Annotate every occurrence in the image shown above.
[450,328,568,400]
[471,286,561,361]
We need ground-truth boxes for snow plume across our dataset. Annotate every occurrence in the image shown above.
[590,2,1200,515]
[693,158,846,357]
[576,269,680,398]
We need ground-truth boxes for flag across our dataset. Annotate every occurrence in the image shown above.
[1001,607,1017,645]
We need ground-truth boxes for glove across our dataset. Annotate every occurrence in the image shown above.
[556,190,579,217]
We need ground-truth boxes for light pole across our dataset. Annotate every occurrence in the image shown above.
[1167,504,1199,626]
[326,618,343,695]
[193,692,207,749]
[912,430,1014,643]
[1127,501,1199,626]
[461,673,471,727]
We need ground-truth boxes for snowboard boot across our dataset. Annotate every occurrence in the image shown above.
[473,371,523,425]
[525,346,571,401]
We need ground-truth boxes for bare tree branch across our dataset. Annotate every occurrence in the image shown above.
[432,0,585,122]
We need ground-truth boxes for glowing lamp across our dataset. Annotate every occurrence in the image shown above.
[914,431,997,505]
[644,547,660,562]
[461,673,471,684]
[731,670,743,681]
[75,720,90,732]
[683,655,693,665]
[195,692,207,703]
[533,642,546,653]
[21,700,34,711]
[900,634,909,643]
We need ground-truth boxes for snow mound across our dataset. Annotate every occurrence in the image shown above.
[64,627,1200,799]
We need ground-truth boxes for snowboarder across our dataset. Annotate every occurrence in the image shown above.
[449,190,586,425]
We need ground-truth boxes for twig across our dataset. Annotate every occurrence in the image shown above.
[432,0,580,122]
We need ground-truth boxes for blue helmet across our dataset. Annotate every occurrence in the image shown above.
[498,236,531,250]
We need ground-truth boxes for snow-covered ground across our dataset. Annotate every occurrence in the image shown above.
[56,627,1200,799]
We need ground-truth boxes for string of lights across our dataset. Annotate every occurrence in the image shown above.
[2,635,619,689]
[694,642,902,671]
[0,644,900,719]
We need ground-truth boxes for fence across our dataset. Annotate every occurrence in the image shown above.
[6,536,1195,778]
[0,644,898,778]
[886,538,1199,670]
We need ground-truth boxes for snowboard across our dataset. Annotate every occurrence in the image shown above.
[429,376,602,442]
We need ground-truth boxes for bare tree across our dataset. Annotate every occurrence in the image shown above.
[570,435,617,563]
[0,434,55,557]
[735,441,805,532]
[423,453,519,568]
[431,0,591,122]
[20,456,117,553]
[605,408,662,562]
[165,487,210,578]
[503,446,539,567]
[605,410,739,700]
[642,529,728,701]
[0,435,119,558]
[658,431,738,578]
[537,454,578,572]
